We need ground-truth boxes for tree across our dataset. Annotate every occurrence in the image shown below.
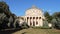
[51,18,57,28]
[44,11,52,23]
[52,12,60,18]
[51,12,60,29]
[0,1,17,29]
[43,20,49,28]
[0,1,12,17]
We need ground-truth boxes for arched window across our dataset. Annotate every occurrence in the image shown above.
[33,17,35,19]
[27,17,29,19]
[36,17,38,19]
[39,17,41,19]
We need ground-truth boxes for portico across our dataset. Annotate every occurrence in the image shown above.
[25,17,43,26]
[25,6,45,27]
[17,6,45,27]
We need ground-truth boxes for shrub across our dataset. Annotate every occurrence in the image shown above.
[43,20,50,29]
[51,18,60,29]
[20,22,29,29]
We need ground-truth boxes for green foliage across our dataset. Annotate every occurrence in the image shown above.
[51,12,60,29]
[55,18,60,29]
[44,11,50,17]
[44,11,52,23]
[21,22,29,29]
[0,1,17,30]
[51,18,57,28]
[51,17,60,29]
[43,20,49,28]
[52,12,60,18]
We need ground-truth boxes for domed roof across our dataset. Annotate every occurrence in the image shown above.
[25,5,43,17]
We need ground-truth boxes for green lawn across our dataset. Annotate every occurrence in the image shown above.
[12,28,60,34]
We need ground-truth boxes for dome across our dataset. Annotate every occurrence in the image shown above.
[25,6,43,17]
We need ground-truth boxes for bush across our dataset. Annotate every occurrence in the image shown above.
[51,18,60,29]
[20,22,29,29]
[43,20,51,29]
[55,22,60,29]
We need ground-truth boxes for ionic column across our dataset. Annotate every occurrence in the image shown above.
[28,17,30,26]
[32,17,33,26]
[35,17,36,26]
[38,17,39,26]
[39,17,43,27]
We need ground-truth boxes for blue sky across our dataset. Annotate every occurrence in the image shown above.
[1,0,60,16]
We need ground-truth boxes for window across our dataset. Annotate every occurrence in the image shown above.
[27,17,29,19]
[39,17,41,19]
[36,17,38,19]
[33,17,35,19]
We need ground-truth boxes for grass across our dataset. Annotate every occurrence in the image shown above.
[12,28,60,34]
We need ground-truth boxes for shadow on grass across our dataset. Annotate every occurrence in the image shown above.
[0,28,22,34]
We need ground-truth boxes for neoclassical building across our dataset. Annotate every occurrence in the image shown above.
[18,6,45,27]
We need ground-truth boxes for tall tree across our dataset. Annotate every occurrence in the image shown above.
[44,11,52,23]
[0,1,17,29]
[52,12,60,18]
[52,12,60,29]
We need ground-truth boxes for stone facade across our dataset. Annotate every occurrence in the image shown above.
[18,6,45,27]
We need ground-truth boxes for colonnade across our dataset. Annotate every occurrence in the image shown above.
[26,17,42,26]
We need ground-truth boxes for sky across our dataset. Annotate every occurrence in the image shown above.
[1,0,60,16]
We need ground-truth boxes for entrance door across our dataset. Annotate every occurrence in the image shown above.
[33,21,35,26]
